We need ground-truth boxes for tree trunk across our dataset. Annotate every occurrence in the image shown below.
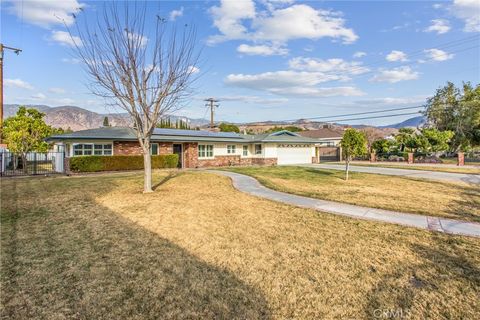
[143,151,153,193]
[22,153,28,174]
[345,158,350,181]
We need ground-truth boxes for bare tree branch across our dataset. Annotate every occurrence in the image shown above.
[67,2,200,192]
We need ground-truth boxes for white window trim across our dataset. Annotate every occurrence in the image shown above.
[227,144,236,154]
[72,143,113,156]
[242,145,249,157]
[198,144,214,159]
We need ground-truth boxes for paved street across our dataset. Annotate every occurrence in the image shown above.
[300,164,480,184]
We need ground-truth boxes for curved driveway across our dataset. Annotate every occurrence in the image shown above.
[299,164,480,184]
[209,170,480,238]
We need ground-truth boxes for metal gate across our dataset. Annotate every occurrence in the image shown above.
[0,151,65,176]
[317,147,340,162]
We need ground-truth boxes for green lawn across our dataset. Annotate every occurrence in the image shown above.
[1,171,479,319]
[227,166,480,222]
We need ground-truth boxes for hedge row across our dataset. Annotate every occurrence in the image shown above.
[69,154,179,172]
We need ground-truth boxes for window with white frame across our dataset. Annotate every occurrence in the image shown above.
[74,143,112,156]
[198,145,213,158]
[150,143,159,155]
[242,145,248,156]
[227,145,236,154]
[255,144,262,155]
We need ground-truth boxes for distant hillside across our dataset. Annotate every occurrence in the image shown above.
[380,116,426,129]
[4,104,209,131]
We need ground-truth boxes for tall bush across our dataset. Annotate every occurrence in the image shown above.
[70,154,178,172]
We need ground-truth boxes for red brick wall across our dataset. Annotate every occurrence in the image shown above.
[113,141,173,155]
[183,143,198,168]
[197,155,242,168]
[196,155,277,168]
[250,158,277,166]
[114,141,143,155]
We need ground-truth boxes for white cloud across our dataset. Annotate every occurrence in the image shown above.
[371,66,419,83]
[386,50,408,62]
[208,1,357,45]
[48,87,66,94]
[252,4,358,44]
[208,0,256,43]
[424,48,454,61]
[50,30,82,47]
[55,98,75,105]
[62,57,81,64]
[424,19,451,34]
[188,66,200,74]
[353,51,366,58]
[288,57,369,75]
[7,0,84,28]
[219,95,288,104]
[4,78,34,90]
[237,44,288,56]
[225,71,364,97]
[354,96,428,106]
[30,93,47,100]
[126,31,148,48]
[169,7,184,21]
[451,0,480,32]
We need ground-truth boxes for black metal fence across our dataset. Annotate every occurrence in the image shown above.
[318,147,340,162]
[0,151,65,177]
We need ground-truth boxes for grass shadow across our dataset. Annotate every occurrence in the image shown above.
[152,170,183,191]
[445,180,480,223]
[364,235,480,318]
[1,176,271,319]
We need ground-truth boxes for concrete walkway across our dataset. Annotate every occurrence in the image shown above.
[209,170,480,238]
[300,164,480,184]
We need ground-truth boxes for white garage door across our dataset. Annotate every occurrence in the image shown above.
[277,146,312,165]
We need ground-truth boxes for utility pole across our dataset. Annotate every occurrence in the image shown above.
[204,98,219,128]
[0,43,22,144]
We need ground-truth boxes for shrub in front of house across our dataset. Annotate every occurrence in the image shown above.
[69,154,179,172]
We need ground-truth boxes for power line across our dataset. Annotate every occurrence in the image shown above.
[330,34,480,77]
[319,111,423,123]
[282,105,425,122]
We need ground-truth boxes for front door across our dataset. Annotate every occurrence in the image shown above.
[173,144,183,168]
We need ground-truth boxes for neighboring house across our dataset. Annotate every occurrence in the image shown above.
[298,128,344,146]
[47,127,318,168]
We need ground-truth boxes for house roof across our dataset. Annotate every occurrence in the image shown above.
[298,128,344,139]
[47,127,317,144]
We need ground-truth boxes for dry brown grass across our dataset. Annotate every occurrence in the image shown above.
[228,166,480,223]
[1,171,480,319]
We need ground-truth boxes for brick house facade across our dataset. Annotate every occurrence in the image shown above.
[49,127,318,169]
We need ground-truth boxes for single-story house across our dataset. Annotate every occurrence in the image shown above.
[298,128,344,146]
[47,127,319,168]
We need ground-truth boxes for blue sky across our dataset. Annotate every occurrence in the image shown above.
[1,0,479,125]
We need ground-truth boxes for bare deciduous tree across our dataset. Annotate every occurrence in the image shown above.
[69,3,199,192]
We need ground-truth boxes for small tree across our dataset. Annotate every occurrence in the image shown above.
[340,128,367,181]
[372,138,394,154]
[420,128,454,154]
[219,123,240,133]
[3,106,53,172]
[103,116,110,127]
[70,3,200,192]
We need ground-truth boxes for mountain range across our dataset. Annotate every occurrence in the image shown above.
[4,104,425,131]
[4,104,209,131]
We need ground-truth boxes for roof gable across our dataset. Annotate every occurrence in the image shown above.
[268,130,301,137]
